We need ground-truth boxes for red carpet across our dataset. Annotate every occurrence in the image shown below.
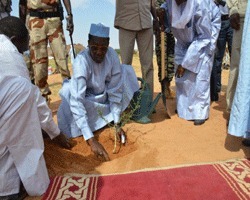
[42,159,250,200]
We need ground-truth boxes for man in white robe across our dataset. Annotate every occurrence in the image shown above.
[57,23,139,161]
[0,16,71,199]
[161,0,221,125]
[228,2,250,147]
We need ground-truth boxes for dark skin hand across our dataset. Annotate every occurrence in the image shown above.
[175,65,185,78]
[63,0,74,35]
[154,8,165,42]
[157,8,165,32]
[53,133,72,149]
[66,14,74,36]
[230,13,240,30]
[87,137,110,161]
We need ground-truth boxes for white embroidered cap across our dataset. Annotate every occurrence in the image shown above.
[89,23,110,38]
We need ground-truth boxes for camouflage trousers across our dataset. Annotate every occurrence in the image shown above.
[23,51,35,84]
[155,31,175,83]
[28,16,70,97]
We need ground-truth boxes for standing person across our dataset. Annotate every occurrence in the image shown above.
[57,23,139,161]
[161,0,221,125]
[154,0,175,99]
[19,0,74,101]
[228,1,250,147]
[0,0,11,19]
[210,0,233,101]
[114,0,159,98]
[0,16,71,199]
[226,0,247,114]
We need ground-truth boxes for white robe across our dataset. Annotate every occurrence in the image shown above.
[162,0,221,120]
[0,35,60,196]
[228,2,250,138]
[57,47,139,140]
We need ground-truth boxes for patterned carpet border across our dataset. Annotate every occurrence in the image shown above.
[42,158,250,200]
[213,159,250,200]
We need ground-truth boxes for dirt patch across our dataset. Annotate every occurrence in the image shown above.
[45,127,138,176]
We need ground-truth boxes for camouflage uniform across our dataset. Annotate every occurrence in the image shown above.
[23,50,35,84]
[0,0,11,19]
[27,0,70,97]
[154,0,175,87]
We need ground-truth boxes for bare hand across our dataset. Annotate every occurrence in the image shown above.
[230,13,240,30]
[156,8,165,32]
[66,14,74,35]
[53,133,72,149]
[175,65,185,78]
[87,137,110,161]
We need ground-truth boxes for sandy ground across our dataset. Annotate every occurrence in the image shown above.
[25,56,250,199]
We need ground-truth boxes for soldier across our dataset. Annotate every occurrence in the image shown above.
[0,0,11,19]
[154,0,175,99]
[19,0,74,100]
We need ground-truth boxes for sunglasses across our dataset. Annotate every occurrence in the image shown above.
[89,45,108,52]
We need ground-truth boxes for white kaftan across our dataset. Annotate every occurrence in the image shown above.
[0,34,60,196]
[228,2,250,138]
[57,47,139,140]
[162,0,221,120]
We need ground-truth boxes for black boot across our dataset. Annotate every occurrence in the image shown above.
[194,119,205,126]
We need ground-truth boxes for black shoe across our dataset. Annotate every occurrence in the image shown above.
[242,139,250,147]
[194,119,205,126]
[0,186,27,200]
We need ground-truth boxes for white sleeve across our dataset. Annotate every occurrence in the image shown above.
[34,86,60,139]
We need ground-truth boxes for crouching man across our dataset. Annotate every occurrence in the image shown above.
[0,16,71,199]
[57,23,139,161]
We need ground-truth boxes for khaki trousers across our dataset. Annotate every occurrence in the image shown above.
[226,18,244,112]
[119,27,154,95]
[29,17,70,97]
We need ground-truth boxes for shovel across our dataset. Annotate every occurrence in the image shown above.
[160,31,171,118]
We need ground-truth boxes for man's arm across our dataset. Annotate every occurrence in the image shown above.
[62,0,74,35]
[19,0,27,24]
[34,86,71,149]
[151,0,160,34]
[227,0,241,30]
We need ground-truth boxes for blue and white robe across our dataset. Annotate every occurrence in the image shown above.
[57,47,139,140]
[162,0,221,120]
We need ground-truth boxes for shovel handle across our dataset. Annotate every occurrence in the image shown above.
[161,31,165,81]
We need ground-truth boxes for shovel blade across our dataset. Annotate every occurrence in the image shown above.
[161,78,171,119]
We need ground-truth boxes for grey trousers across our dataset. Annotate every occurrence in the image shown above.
[226,18,245,112]
[119,27,154,95]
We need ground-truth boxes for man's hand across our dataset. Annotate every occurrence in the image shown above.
[156,8,165,32]
[53,132,72,149]
[230,13,240,30]
[153,19,160,40]
[175,65,185,78]
[87,137,110,161]
[66,14,74,35]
